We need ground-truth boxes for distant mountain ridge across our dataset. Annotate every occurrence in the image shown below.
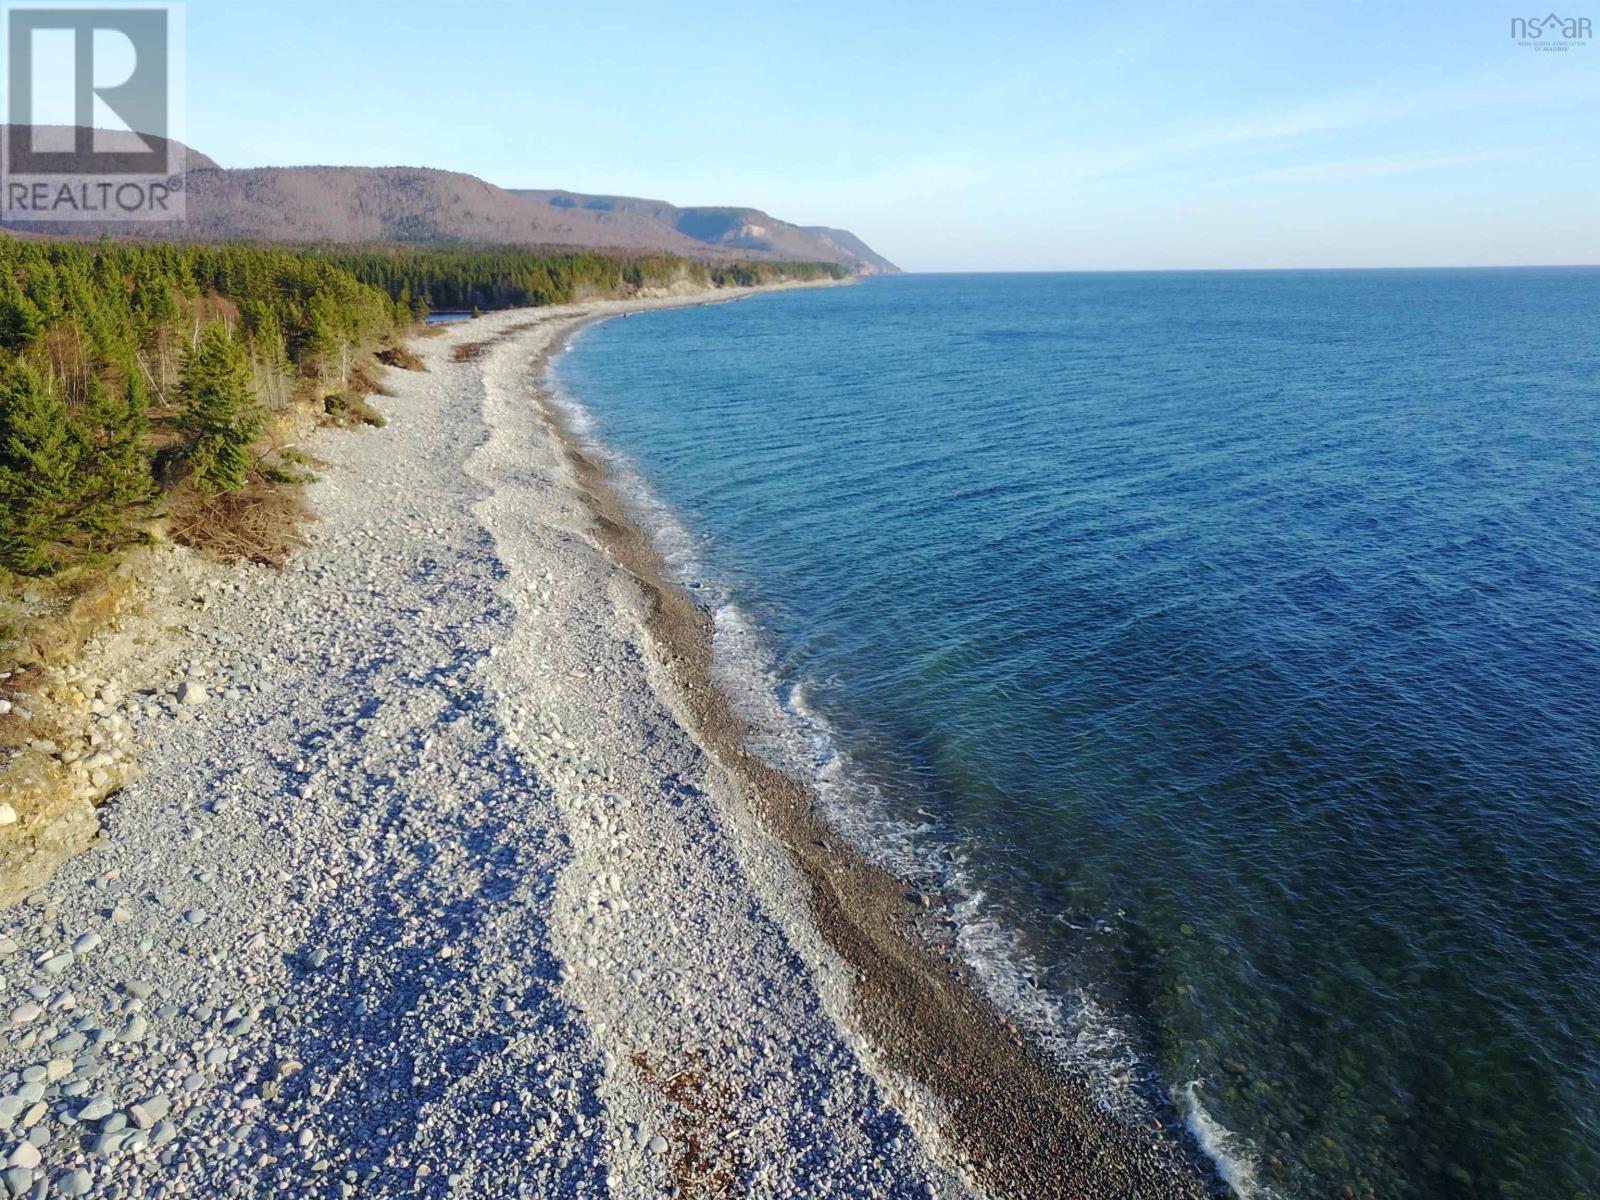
[510,190,898,273]
[0,129,898,274]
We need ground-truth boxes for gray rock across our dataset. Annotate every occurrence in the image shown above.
[7,1004,40,1027]
[6,1142,41,1169]
[57,1166,93,1195]
[175,681,207,706]
[128,1094,169,1129]
[117,1015,147,1042]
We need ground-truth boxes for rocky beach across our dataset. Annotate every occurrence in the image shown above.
[0,292,1216,1200]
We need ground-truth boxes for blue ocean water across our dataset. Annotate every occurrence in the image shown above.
[550,271,1600,1200]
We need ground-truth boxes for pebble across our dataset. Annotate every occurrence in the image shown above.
[0,804,15,827]
[6,1142,40,1169]
[175,681,207,706]
[129,1094,169,1129]
[118,1014,148,1042]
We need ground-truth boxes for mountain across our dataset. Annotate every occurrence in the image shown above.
[510,191,899,274]
[0,130,898,274]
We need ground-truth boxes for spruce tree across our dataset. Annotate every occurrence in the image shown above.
[177,323,264,496]
[73,371,153,545]
[0,276,44,354]
[0,362,79,573]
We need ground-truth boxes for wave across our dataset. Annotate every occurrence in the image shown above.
[1175,1081,1279,1199]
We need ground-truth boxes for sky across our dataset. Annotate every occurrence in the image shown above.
[172,0,1599,271]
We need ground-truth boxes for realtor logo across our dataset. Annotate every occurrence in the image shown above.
[1510,13,1591,49]
[2,3,186,220]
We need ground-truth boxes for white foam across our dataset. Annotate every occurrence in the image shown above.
[1175,1081,1282,1199]
[710,594,1150,1114]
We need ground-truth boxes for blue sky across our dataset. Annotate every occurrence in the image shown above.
[180,0,1596,270]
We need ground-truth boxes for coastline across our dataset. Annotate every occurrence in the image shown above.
[531,303,1223,1198]
[0,283,1217,1198]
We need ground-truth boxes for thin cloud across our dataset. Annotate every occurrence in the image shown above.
[1250,147,1545,183]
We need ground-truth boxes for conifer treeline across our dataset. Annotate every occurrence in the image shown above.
[0,237,843,577]
[321,247,846,313]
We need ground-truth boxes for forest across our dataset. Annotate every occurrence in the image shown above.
[322,247,845,313]
[0,237,837,581]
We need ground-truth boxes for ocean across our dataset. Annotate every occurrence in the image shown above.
[549,270,1600,1200]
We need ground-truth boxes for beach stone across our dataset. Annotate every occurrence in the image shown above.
[128,1094,169,1129]
[648,1134,668,1155]
[0,804,15,828]
[57,1166,92,1195]
[69,933,100,955]
[175,681,207,706]
[5,1142,40,1170]
[39,954,72,976]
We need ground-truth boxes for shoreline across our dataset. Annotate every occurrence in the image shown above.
[532,302,1223,1198]
[0,283,1219,1198]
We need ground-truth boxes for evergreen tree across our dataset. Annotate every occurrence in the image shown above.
[0,275,44,353]
[72,371,154,544]
[0,362,79,573]
[177,323,263,496]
